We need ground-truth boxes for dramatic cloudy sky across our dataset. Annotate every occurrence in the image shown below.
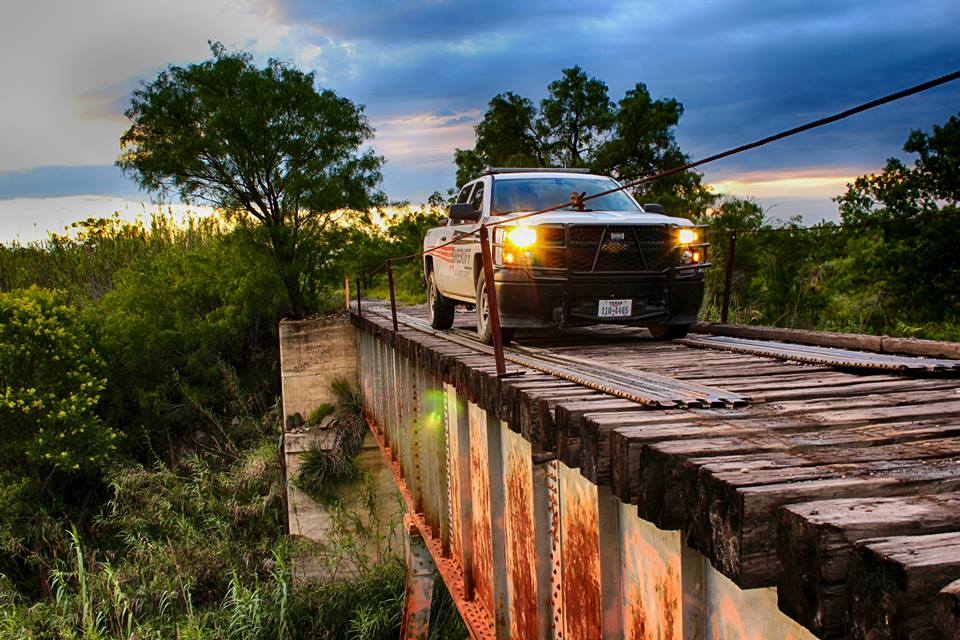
[1,0,958,240]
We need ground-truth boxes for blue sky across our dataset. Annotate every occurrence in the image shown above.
[1,0,958,240]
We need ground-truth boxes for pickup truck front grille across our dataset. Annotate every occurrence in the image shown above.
[568,224,672,273]
[524,225,566,269]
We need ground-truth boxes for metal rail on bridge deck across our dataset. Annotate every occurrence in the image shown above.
[681,334,960,373]
[369,304,748,408]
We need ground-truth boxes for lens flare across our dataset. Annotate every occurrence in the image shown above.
[678,228,697,244]
[507,226,537,248]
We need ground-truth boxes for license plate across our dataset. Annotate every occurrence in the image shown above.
[598,298,632,318]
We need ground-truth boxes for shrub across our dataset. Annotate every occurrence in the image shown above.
[295,378,367,504]
[0,287,118,478]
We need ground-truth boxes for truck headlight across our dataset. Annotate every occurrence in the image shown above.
[678,228,698,245]
[506,226,537,249]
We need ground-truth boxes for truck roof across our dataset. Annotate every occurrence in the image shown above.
[484,167,593,177]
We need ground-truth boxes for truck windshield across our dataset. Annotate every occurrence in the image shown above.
[491,177,641,214]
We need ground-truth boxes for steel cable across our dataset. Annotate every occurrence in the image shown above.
[361,68,960,278]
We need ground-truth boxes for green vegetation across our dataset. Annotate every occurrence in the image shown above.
[295,378,367,505]
[700,114,960,340]
[0,208,465,638]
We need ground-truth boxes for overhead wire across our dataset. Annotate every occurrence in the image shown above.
[361,68,960,278]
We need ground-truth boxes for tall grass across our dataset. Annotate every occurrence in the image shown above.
[0,212,226,302]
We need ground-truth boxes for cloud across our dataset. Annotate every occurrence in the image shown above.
[706,168,860,223]
[0,0,290,172]
[0,165,142,200]
[2,0,958,212]
[275,0,610,45]
[372,110,478,164]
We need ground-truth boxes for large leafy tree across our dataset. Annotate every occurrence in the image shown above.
[833,113,960,325]
[454,92,542,186]
[596,83,714,217]
[454,67,713,216]
[837,114,960,223]
[118,43,384,317]
[539,66,614,167]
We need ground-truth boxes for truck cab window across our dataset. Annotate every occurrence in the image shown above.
[456,184,474,204]
[469,182,484,213]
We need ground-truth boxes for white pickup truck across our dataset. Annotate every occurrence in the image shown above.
[423,168,708,343]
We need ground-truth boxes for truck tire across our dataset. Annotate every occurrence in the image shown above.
[648,323,691,340]
[428,271,455,330]
[476,277,515,345]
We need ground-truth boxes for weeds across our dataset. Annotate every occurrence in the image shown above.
[295,377,369,505]
[306,403,335,424]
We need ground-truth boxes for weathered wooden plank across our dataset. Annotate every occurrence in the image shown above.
[698,457,960,589]
[518,390,601,447]
[752,378,959,403]
[935,579,960,640]
[637,422,960,533]
[849,532,960,640]
[776,493,960,639]
[585,391,960,490]
[553,397,647,467]
[883,335,960,359]
[608,395,960,507]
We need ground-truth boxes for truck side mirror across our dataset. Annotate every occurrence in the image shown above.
[644,203,666,214]
[448,203,481,222]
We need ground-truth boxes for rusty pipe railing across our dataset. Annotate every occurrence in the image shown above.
[720,229,736,324]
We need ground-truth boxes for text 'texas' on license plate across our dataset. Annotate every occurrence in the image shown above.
[598,299,632,318]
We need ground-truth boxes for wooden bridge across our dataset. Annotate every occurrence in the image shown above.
[293,302,960,639]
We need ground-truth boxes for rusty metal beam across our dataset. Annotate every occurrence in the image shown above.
[445,383,476,600]
[365,407,498,639]
[401,515,436,640]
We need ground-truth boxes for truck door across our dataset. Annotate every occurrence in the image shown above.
[449,180,484,298]
[434,183,475,293]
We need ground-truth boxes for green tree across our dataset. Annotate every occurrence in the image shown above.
[117,43,384,317]
[539,66,614,168]
[596,83,715,217]
[94,230,287,451]
[838,114,960,222]
[454,92,542,187]
[0,287,117,480]
[453,67,713,215]
[835,113,960,327]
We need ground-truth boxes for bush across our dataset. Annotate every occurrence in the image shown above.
[0,286,117,478]
[296,379,367,504]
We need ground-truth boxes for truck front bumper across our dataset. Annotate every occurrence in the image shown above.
[493,268,704,328]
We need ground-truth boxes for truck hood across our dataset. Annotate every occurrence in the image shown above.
[491,209,693,227]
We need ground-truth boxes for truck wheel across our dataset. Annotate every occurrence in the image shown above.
[476,277,515,345]
[428,272,455,330]
[648,323,691,340]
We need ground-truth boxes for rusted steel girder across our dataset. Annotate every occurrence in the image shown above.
[401,515,436,640]
[359,332,497,638]
[365,411,497,638]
